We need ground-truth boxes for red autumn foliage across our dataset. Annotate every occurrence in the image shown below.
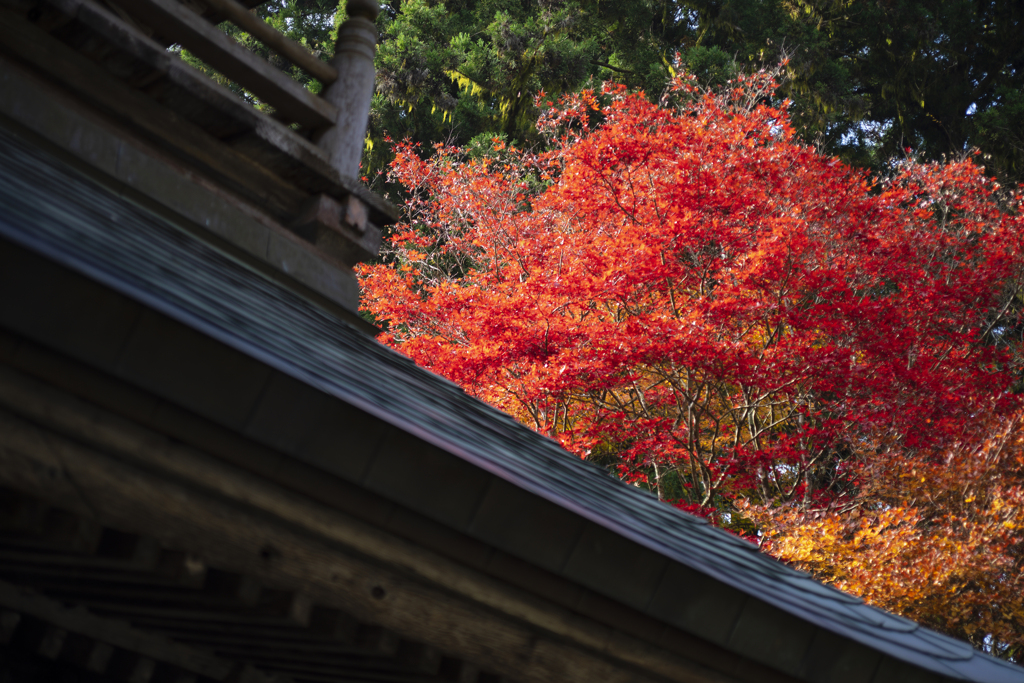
[359,68,1024,657]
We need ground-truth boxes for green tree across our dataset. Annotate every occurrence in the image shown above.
[367,0,692,181]
[684,0,1024,180]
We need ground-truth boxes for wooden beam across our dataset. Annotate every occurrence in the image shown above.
[0,578,269,682]
[199,0,337,85]
[0,1,398,225]
[0,363,744,683]
[0,497,491,682]
[104,0,337,131]
[0,11,307,219]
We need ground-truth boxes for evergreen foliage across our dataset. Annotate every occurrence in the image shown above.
[689,0,1024,182]
[185,0,1024,184]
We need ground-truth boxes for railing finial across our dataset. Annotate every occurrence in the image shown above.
[345,0,381,21]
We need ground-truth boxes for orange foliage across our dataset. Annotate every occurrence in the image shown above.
[751,414,1024,659]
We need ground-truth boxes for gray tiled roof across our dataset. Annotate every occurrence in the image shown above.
[1,126,1023,683]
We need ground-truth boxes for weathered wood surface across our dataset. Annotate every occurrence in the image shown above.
[0,477,493,682]
[105,0,337,131]
[0,360,745,683]
[0,0,396,225]
[0,578,274,682]
[0,7,307,218]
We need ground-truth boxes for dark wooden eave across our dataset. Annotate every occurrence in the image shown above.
[0,119,811,683]
[0,485,498,683]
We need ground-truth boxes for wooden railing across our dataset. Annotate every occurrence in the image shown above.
[197,0,338,85]
[105,0,379,177]
[0,0,396,310]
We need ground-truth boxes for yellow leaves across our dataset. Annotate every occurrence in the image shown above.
[446,70,488,98]
[752,414,1024,654]
[665,57,677,78]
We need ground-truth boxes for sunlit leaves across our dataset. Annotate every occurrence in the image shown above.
[753,415,1024,660]
[360,67,1024,657]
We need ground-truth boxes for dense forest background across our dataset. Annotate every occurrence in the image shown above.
[366,0,1024,183]
[206,0,1023,184]
[196,0,1024,662]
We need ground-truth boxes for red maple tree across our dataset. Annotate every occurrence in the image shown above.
[360,68,1024,655]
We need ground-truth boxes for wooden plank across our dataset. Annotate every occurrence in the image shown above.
[85,602,326,629]
[0,556,325,622]
[226,126,399,227]
[104,0,337,131]
[0,493,101,554]
[36,600,448,681]
[127,628,359,653]
[0,364,746,683]
[98,5,394,225]
[1,580,247,610]
[199,0,337,85]
[0,578,250,681]
[206,654,422,682]
[0,556,188,586]
[171,644,420,675]
[124,606,359,643]
[18,0,396,226]
[0,10,307,218]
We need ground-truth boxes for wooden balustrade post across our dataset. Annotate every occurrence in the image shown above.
[316,0,380,178]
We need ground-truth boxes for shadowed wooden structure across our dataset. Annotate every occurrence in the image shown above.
[0,1,1023,683]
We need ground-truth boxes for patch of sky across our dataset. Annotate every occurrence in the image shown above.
[840,119,892,147]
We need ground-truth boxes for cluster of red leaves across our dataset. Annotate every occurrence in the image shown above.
[359,69,1024,654]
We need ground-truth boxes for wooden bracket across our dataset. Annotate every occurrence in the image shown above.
[290,193,381,266]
